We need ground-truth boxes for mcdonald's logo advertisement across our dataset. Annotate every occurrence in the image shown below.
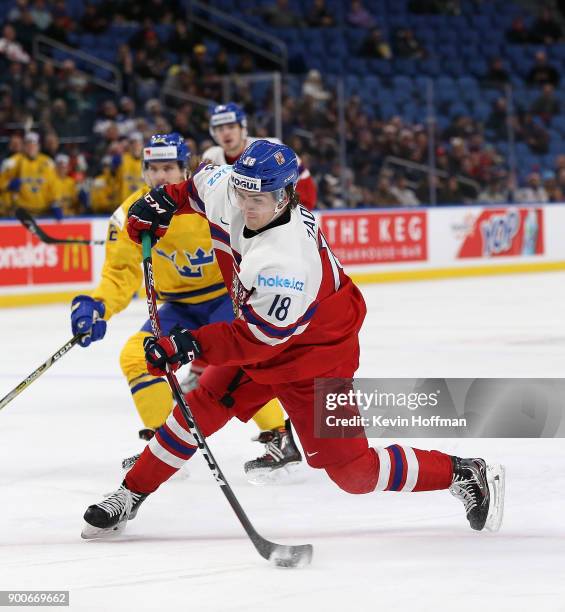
[0,223,92,286]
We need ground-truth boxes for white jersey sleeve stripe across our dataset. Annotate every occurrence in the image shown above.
[375,447,392,491]
[400,446,419,492]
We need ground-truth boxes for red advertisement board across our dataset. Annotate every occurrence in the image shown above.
[319,211,427,264]
[0,222,93,287]
[456,208,544,258]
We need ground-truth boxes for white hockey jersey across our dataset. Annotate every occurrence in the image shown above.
[203,137,317,210]
[164,162,365,383]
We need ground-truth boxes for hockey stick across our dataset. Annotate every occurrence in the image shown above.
[140,232,313,568]
[15,207,106,246]
[0,334,82,412]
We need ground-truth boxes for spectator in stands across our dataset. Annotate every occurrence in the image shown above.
[251,0,305,28]
[486,97,510,140]
[44,3,75,46]
[307,0,335,27]
[518,112,550,154]
[541,170,563,202]
[117,96,138,135]
[483,57,510,88]
[394,29,427,59]
[8,0,29,24]
[514,172,548,203]
[6,133,24,157]
[190,44,212,79]
[79,3,109,35]
[117,44,135,97]
[374,175,401,206]
[302,69,331,107]
[530,7,562,45]
[42,129,60,158]
[359,28,392,59]
[46,97,78,139]
[30,0,52,31]
[555,154,565,176]
[447,136,467,174]
[527,51,560,87]
[530,83,560,123]
[12,8,39,53]
[437,175,466,204]
[234,52,255,75]
[477,169,509,203]
[506,16,531,44]
[317,163,346,208]
[93,100,119,137]
[390,174,419,205]
[409,0,460,15]
[214,49,230,75]
[0,24,30,65]
[133,0,182,23]
[347,0,378,29]
[168,19,201,61]
[396,128,417,161]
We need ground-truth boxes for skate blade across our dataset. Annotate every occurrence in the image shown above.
[485,463,505,532]
[246,461,303,486]
[81,518,128,540]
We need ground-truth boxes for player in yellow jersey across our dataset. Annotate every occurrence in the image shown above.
[70,133,302,480]
[117,132,146,202]
[89,156,122,214]
[0,132,59,216]
[52,154,81,216]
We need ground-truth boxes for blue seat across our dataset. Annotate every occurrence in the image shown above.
[394,59,417,76]
[393,75,413,92]
[420,59,440,76]
[551,116,565,136]
[367,59,393,77]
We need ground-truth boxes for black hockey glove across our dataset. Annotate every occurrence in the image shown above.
[127,187,178,245]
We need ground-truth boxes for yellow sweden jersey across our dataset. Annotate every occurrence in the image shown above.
[0,153,57,214]
[89,169,121,214]
[53,174,78,215]
[119,153,146,202]
[92,187,227,319]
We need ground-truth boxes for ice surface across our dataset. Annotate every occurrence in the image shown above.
[1,273,564,611]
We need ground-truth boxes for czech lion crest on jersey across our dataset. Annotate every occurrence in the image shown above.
[231,268,252,319]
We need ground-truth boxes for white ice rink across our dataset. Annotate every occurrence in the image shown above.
[1,273,564,612]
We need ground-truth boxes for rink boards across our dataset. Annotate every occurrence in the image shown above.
[1,203,564,307]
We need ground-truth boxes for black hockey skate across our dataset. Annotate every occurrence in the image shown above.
[450,457,505,532]
[121,428,155,470]
[244,419,302,484]
[81,483,148,539]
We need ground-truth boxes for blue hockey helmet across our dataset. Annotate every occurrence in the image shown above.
[231,140,298,200]
[209,102,247,138]
[143,132,190,167]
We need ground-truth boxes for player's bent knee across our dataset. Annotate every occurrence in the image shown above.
[325,448,378,494]
[182,386,231,438]
[120,331,152,378]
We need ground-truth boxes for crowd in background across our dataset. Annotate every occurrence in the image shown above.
[1,0,565,216]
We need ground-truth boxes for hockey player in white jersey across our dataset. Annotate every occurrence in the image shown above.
[81,140,504,539]
[203,102,317,210]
